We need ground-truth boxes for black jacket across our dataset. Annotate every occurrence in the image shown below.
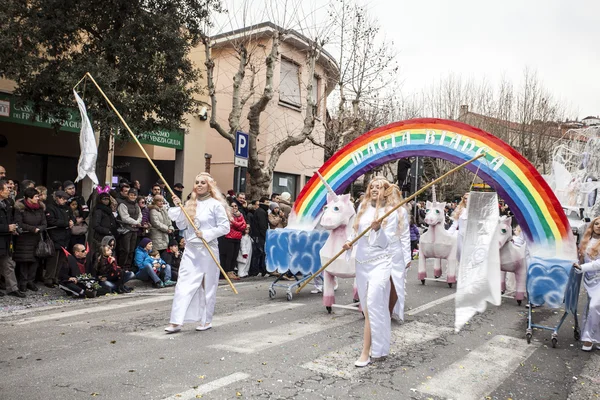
[93,204,118,241]
[253,204,269,241]
[59,253,92,283]
[0,199,14,256]
[13,200,47,262]
[162,250,181,273]
[46,199,73,250]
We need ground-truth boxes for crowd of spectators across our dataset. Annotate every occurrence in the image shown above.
[0,163,296,299]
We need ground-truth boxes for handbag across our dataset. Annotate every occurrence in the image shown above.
[71,222,88,236]
[35,231,55,258]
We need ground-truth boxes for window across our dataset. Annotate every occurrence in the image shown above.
[312,76,321,118]
[273,172,298,200]
[279,58,301,108]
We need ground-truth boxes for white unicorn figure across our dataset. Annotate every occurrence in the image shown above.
[417,200,458,287]
[495,216,528,305]
[316,172,357,313]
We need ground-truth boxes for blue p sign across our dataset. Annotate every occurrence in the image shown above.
[235,131,249,159]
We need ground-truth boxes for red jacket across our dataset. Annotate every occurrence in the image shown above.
[225,214,246,240]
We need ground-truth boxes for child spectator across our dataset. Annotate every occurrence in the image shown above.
[134,238,175,288]
[162,239,181,281]
[237,224,253,278]
[409,216,420,255]
[149,249,174,284]
[95,245,135,294]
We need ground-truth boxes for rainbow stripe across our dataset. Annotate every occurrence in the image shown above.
[293,118,575,257]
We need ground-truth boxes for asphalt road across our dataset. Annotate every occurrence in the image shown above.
[0,266,598,400]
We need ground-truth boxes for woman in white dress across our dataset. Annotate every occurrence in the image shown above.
[343,177,399,367]
[573,216,600,351]
[164,173,230,334]
[448,192,469,262]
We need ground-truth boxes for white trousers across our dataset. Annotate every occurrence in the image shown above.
[390,245,407,321]
[582,277,600,343]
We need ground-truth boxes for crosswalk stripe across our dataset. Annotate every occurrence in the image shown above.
[162,372,250,400]
[302,321,452,379]
[417,335,539,400]
[127,302,305,340]
[209,314,356,353]
[407,292,456,316]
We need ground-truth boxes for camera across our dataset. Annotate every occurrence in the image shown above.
[15,224,23,234]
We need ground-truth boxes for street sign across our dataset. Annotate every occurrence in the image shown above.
[235,130,249,168]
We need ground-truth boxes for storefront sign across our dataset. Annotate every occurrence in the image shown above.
[137,129,184,150]
[0,92,82,133]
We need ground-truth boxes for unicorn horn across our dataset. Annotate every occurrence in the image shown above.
[432,184,437,202]
[316,171,339,201]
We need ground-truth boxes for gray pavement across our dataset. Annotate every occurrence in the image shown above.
[0,267,597,400]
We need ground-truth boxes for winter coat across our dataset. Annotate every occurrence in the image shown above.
[268,212,285,229]
[0,199,14,256]
[225,213,246,241]
[117,198,141,232]
[410,224,420,242]
[96,255,122,280]
[59,253,92,283]
[134,246,153,270]
[148,205,173,251]
[253,204,269,240]
[93,204,119,242]
[162,249,181,274]
[139,206,150,237]
[278,199,292,221]
[46,199,73,250]
[13,200,47,262]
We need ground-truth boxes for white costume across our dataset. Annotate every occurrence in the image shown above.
[352,204,398,358]
[168,198,229,326]
[236,234,253,278]
[577,238,600,344]
[449,208,468,261]
[390,207,412,321]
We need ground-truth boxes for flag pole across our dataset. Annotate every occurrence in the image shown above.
[76,72,238,294]
[296,153,485,294]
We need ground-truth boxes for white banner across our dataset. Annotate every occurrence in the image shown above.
[455,191,501,332]
[73,90,98,185]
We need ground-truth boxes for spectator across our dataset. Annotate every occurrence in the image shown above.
[178,236,186,253]
[95,243,134,294]
[166,183,184,207]
[270,193,280,203]
[148,195,174,255]
[231,192,248,220]
[237,224,253,278]
[131,180,141,191]
[116,182,130,201]
[221,202,246,281]
[146,184,162,206]
[58,244,96,298]
[134,238,174,288]
[34,186,48,282]
[45,190,73,288]
[116,188,142,271]
[268,203,286,229]
[156,181,166,197]
[6,179,16,201]
[68,197,88,251]
[148,250,175,285]
[35,186,47,202]
[409,216,420,255]
[50,181,62,195]
[0,165,5,179]
[92,192,118,252]
[63,180,89,219]
[16,179,35,200]
[162,239,181,281]
[279,192,293,221]
[250,197,269,276]
[246,199,259,232]
[14,187,47,292]
[0,180,24,298]
[137,195,150,245]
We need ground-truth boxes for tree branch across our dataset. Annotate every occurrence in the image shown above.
[204,34,233,145]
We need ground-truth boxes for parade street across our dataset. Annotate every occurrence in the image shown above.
[0,267,597,400]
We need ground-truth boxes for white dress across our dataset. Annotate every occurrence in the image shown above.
[352,204,398,358]
[578,238,600,343]
[390,207,412,321]
[168,198,230,326]
[448,209,468,261]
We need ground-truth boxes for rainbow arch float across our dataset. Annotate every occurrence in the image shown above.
[293,118,577,261]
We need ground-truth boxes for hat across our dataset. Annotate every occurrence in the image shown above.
[63,180,75,189]
[280,192,291,202]
[269,202,279,211]
[128,188,138,196]
[227,189,235,197]
[139,237,152,249]
[54,190,69,199]
[174,183,184,189]
[168,239,178,247]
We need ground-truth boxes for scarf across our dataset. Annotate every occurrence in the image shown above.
[198,192,211,201]
[25,199,41,210]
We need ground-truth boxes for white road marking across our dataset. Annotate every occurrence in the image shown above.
[14,296,173,325]
[209,314,356,353]
[303,321,452,379]
[407,293,456,316]
[163,372,250,400]
[127,302,305,340]
[418,335,539,400]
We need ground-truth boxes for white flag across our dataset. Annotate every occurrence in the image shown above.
[455,191,502,332]
[73,90,98,185]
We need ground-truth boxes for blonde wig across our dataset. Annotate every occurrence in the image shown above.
[353,176,402,232]
[184,172,231,222]
[578,216,600,261]
[452,192,469,221]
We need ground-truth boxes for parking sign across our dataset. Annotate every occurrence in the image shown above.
[235,131,249,167]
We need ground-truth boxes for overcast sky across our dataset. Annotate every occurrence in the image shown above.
[217,0,599,119]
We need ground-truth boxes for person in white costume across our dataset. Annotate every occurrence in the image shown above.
[573,216,600,351]
[164,173,230,334]
[448,192,469,262]
[387,187,412,321]
[343,177,399,367]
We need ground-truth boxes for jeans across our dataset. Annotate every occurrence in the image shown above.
[99,271,135,292]
[135,264,171,283]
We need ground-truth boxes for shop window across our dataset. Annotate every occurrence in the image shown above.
[279,58,301,109]
[272,172,298,200]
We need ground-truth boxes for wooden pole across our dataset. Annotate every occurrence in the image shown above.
[296,153,485,294]
[76,72,238,294]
